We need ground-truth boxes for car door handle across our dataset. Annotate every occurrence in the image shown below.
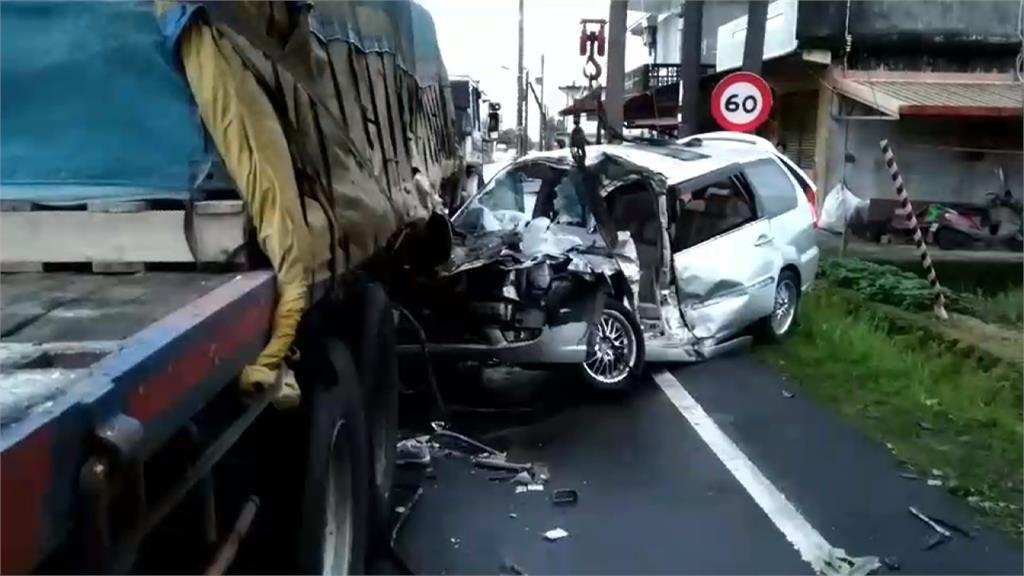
[754,234,774,246]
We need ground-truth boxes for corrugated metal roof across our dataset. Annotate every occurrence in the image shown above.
[832,72,1023,118]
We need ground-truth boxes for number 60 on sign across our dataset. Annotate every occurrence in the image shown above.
[710,71,773,133]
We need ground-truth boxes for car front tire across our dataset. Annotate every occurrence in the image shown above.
[580,299,645,390]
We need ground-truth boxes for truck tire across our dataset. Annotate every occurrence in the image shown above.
[350,283,399,546]
[295,340,369,575]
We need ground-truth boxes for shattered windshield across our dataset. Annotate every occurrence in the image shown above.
[453,161,591,235]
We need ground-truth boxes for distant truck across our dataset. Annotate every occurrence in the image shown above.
[449,76,500,209]
[0,1,460,573]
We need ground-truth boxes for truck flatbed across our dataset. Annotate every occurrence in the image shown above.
[0,270,276,573]
[1,273,235,425]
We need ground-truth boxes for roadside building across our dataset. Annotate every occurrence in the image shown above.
[572,0,1023,206]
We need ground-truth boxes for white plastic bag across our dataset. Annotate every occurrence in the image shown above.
[818,183,868,233]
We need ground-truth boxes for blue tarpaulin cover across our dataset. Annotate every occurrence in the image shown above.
[0,1,211,203]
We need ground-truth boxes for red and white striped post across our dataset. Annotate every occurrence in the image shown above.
[879,139,948,320]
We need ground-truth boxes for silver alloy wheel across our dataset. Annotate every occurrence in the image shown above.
[323,422,354,576]
[770,278,798,336]
[583,308,637,385]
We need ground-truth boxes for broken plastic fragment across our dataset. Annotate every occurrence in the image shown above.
[552,489,578,506]
[512,471,533,484]
[814,548,881,576]
[543,528,569,541]
[396,437,431,466]
[532,463,550,482]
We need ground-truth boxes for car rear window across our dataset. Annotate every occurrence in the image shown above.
[743,159,798,218]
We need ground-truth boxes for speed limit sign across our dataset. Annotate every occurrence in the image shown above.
[710,71,773,133]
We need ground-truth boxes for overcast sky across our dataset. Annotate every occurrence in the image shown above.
[419,0,648,128]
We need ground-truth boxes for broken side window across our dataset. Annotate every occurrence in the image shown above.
[744,159,799,218]
[672,174,756,252]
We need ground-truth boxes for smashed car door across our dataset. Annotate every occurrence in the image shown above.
[670,164,780,341]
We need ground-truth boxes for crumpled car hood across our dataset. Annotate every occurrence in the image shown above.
[440,152,665,300]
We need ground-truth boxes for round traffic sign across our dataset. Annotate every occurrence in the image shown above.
[710,72,773,133]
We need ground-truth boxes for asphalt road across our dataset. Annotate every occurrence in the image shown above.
[392,355,1023,575]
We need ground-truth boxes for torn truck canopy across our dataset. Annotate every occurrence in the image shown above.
[161,0,462,391]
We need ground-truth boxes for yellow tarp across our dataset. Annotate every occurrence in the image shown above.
[179,19,314,399]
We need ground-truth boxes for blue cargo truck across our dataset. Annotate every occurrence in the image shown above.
[0,1,461,573]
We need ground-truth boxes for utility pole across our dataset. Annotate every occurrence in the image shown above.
[605,0,627,139]
[678,0,703,138]
[524,69,530,152]
[516,0,525,156]
[538,55,545,151]
[742,1,768,74]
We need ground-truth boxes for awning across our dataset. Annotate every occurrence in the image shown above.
[558,86,603,116]
[829,71,1023,119]
[625,116,679,129]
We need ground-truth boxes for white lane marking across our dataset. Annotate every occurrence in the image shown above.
[652,369,875,575]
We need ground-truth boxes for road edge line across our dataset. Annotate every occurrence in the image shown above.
[651,369,876,575]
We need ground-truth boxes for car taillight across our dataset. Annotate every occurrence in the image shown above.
[805,188,819,227]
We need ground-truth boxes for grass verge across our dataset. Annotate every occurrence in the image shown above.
[973,287,1024,328]
[760,285,1023,538]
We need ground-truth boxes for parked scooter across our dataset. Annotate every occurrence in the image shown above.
[923,168,1022,251]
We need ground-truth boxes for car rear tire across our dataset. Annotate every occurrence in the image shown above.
[758,270,801,341]
[295,341,369,575]
[580,300,644,390]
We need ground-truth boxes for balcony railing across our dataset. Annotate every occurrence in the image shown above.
[624,63,680,94]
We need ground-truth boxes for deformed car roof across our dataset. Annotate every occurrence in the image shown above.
[516,135,779,186]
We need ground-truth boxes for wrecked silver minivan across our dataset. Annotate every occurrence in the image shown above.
[396,135,819,389]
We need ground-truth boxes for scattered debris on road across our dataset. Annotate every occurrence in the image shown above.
[472,455,532,472]
[515,485,528,494]
[909,505,952,550]
[500,561,527,575]
[533,463,551,482]
[527,483,544,491]
[390,486,424,547]
[782,389,795,398]
[898,472,918,480]
[816,548,880,576]
[543,528,569,541]
[881,555,901,571]
[551,489,578,506]
[397,437,432,466]
[927,478,943,487]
